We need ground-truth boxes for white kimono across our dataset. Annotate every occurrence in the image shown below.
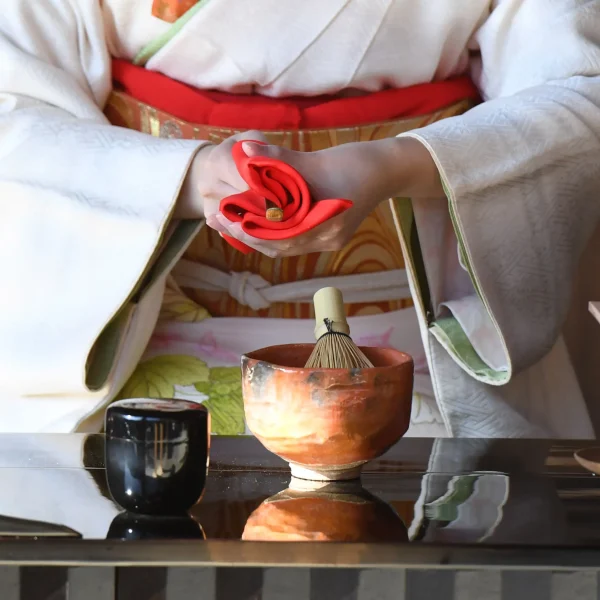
[0,0,599,437]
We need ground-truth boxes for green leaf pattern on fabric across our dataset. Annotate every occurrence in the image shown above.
[117,357,245,435]
[117,355,210,400]
[195,367,245,435]
[159,288,211,323]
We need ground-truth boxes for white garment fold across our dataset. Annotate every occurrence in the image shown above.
[0,1,205,401]
[441,296,508,372]
[136,0,489,97]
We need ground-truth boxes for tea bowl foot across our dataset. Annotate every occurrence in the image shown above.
[289,463,363,482]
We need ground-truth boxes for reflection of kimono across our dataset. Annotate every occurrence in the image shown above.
[0,436,117,538]
[0,0,599,438]
[409,439,571,546]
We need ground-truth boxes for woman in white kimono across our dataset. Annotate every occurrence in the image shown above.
[0,0,598,438]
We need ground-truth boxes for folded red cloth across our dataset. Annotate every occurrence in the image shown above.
[219,142,353,254]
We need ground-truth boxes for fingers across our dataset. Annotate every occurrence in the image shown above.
[205,214,224,232]
[217,218,278,258]
[214,214,296,258]
[218,130,298,190]
[197,182,241,218]
[216,131,275,191]
[241,140,283,160]
[210,211,353,257]
[229,130,270,144]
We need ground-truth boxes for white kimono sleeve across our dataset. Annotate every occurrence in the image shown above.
[0,1,206,406]
[400,0,600,386]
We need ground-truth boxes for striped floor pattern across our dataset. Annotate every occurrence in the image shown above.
[6,567,600,600]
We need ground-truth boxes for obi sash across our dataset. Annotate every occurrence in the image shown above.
[105,60,478,319]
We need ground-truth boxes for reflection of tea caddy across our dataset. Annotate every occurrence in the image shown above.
[105,398,210,516]
[107,512,205,540]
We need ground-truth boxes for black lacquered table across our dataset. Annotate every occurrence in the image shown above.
[3,435,600,599]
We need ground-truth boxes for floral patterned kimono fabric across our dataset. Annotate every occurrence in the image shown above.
[105,60,477,436]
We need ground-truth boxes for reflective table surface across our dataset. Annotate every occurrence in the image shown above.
[1,435,600,567]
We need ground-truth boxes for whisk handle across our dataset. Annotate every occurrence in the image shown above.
[313,287,351,339]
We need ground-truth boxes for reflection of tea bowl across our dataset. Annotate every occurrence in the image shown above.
[242,344,413,481]
[242,478,408,542]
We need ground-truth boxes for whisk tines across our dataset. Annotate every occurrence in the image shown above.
[305,288,374,370]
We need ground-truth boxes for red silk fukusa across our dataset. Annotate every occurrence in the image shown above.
[219,141,353,254]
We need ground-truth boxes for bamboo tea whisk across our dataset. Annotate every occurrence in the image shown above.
[305,287,374,369]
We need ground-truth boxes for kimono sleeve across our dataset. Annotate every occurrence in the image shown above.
[0,0,207,397]
[399,0,600,385]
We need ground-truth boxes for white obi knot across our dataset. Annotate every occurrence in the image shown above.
[227,271,271,311]
[171,259,411,309]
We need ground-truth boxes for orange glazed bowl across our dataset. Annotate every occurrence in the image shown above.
[241,344,413,481]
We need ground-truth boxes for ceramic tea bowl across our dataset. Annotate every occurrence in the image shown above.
[242,344,413,481]
[242,478,408,542]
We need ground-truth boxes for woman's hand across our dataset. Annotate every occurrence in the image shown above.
[176,130,270,220]
[207,136,442,257]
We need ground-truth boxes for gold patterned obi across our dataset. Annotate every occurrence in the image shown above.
[104,69,475,319]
